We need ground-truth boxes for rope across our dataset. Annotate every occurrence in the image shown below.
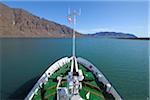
[82,81,101,91]
[47,80,67,90]
[44,92,56,99]
[83,87,104,98]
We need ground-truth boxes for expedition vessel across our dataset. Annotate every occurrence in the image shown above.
[25,9,122,100]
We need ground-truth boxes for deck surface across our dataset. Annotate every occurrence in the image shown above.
[33,62,105,100]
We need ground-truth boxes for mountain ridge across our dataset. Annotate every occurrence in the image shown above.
[0,3,82,37]
[0,3,138,38]
[88,32,137,38]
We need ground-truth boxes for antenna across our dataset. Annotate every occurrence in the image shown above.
[68,9,81,57]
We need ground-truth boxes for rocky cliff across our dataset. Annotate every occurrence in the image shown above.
[0,3,81,37]
[0,3,138,38]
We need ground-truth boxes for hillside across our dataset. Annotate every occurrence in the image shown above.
[0,3,138,38]
[88,32,137,38]
[0,3,82,37]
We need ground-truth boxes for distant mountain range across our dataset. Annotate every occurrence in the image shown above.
[88,32,137,38]
[0,3,138,38]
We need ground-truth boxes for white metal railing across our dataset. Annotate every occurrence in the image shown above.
[77,57,123,100]
[25,57,70,100]
[25,56,123,100]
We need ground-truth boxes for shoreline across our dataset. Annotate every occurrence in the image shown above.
[0,37,149,40]
[117,38,150,40]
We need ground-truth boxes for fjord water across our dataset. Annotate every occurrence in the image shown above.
[0,38,149,100]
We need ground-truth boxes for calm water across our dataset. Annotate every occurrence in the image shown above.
[0,38,149,100]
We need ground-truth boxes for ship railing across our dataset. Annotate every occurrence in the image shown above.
[25,57,70,100]
[77,57,123,100]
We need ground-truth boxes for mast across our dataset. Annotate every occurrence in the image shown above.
[73,10,76,57]
[68,9,81,57]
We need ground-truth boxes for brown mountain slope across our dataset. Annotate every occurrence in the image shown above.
[0,3,82,37]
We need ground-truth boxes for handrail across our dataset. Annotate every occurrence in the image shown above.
[77,57,123,100]
[24,57,70,100]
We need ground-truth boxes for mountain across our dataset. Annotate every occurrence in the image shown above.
[88,32,137,38]
[0,3,82,37]
[0,3,138,38]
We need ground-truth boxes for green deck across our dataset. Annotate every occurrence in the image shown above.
[32,62,105,100]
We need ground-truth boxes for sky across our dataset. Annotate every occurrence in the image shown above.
[2,0,149,37]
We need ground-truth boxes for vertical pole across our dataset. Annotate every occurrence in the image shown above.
[73,10,76,57]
